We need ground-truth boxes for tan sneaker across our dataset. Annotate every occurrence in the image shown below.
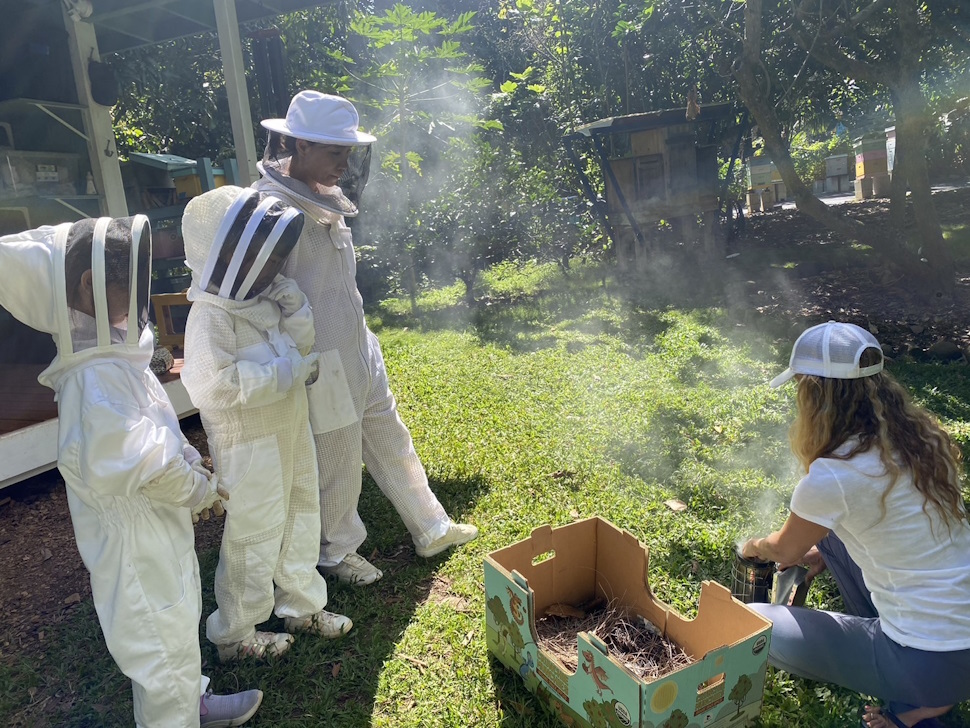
[284,609,353,638]
[415,522,479,558]
[216,630,293,662]
[319,552,383,585]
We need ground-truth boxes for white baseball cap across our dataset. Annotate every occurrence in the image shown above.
[769,321,884,388]
[260,90,376,145]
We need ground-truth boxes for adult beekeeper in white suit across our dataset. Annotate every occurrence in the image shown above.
[181,186,352,662]
[0,217,262,727]
[254,90,478,584]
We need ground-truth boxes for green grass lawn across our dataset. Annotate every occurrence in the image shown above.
[2,260,969,727]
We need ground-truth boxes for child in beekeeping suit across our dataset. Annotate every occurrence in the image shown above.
[180,186,353,662]
[0,217,263,727]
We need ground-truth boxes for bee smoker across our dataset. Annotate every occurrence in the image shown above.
[731,548,775,604]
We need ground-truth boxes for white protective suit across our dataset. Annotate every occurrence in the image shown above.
[180,186,330,646]
[254,161,451,565]
[0,218,215,727]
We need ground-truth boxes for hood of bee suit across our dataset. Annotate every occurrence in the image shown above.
[0,216,154,392]
[256,154,361,219]
[182,186,305,321]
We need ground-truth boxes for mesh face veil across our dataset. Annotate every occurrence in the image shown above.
[258,135,361,217]
[196,188,305,300]
[337,145,372,207]
[62,215,152,353]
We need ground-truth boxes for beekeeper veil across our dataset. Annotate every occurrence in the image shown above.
[0,216,152,362]
[257,90,376,217]
[258,139,371,217]
[64,216,152,353]
[183,185,304,301]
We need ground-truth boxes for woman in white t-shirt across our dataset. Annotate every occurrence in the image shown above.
[742,322,970,728]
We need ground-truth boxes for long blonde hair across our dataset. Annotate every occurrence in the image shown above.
[790,347,966,527]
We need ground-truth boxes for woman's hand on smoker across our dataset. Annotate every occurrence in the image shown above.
[740,537,764,562]
[777,546,827,586]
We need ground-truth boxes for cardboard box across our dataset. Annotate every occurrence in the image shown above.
[485,518,772,728]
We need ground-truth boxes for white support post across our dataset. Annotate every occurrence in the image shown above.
[63,10,128,217]
[213,0,258,186]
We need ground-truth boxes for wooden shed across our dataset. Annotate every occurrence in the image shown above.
[564,102,742,268]
[0,0,338,488]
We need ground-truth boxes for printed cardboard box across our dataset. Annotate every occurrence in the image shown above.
[484,517,772,728]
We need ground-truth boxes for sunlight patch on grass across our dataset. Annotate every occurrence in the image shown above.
[479,259,570,296]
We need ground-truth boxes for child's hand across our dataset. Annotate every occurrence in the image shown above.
[286,350,320,387]
[303,352,320,385]
[266,277,305,314]
[192,475,229,523]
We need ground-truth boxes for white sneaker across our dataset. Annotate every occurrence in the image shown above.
[284,609,353,638]
[200,688,263,727]
[319,552,383,585]
[415,522,479,558]
[216,630,294,662]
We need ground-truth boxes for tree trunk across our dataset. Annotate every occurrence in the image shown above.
[784,0,953,293]
[732,2,891,251]
[399,91,419,315]
[461,268,477,307]
[734,0,946,287]
[888,83,953,292]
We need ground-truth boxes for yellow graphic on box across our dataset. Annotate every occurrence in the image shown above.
[650,680,678,713]
[537,651,569,700]
[694,678,725,716]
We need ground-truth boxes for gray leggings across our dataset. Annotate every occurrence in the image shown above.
[747,534,970,713]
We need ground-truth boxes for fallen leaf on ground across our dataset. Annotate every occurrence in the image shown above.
[664,498,688,512]
[545,603,586,619]
[63,592,81,605]
[331,663,341,678]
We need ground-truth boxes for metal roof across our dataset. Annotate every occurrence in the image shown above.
[573,102,737,137]
[17,0,334,55]
[91,0,337,54]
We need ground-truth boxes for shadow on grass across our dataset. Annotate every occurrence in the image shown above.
[890,363,970,421]
[200,471,491,727]
[4,471,490,727]
[487,656,564,727]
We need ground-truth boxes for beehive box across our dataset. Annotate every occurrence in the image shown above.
[171,165,226,200]
[485,518,772,728]
[853,135,888,179]
[746,157,775,188]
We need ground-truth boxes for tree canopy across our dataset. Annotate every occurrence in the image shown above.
[109,0,970,294]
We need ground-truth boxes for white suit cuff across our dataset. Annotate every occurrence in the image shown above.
[274,356,293,392]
